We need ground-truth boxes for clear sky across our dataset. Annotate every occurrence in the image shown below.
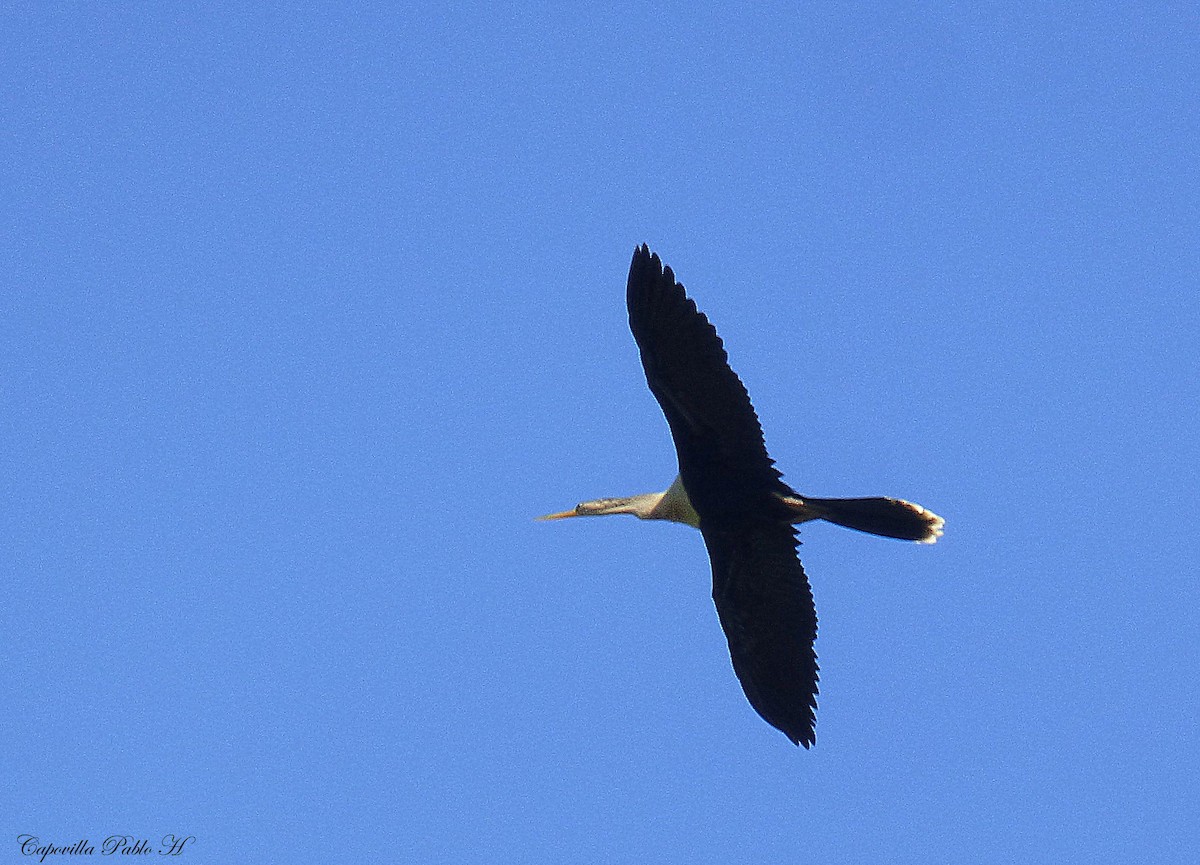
[3,3,1197,863]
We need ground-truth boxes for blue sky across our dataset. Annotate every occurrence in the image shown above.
[2,3,1197,862]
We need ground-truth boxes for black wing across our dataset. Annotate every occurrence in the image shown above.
[626,245,819,746]
[704,523,818,747]
[625,245,792,520]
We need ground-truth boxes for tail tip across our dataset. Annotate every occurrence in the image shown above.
[908,502,945,544]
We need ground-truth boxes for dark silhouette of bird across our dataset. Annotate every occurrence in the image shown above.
[541,245,943,746]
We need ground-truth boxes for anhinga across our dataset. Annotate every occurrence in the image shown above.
[541,245,943,747]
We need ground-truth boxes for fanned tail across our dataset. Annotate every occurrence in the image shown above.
[785,496,944,544]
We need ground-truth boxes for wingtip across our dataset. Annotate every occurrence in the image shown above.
[782,722,816,748]
[631,243,660,271]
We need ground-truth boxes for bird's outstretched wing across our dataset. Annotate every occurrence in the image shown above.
[626,244,819,745]
[704,523,819,747]
[625,245,791,521]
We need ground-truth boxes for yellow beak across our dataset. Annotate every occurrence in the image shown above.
[535,508,581,521]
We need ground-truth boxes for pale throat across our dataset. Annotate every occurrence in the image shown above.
[645,475,700,527]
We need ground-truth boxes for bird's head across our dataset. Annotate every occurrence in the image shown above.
[537,493,666,522]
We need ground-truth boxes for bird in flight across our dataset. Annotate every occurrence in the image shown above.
[541,245,943,747]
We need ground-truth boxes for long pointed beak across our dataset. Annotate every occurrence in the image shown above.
[536,508,581,521]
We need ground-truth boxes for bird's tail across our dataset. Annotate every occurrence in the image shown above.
[784,496,944,543]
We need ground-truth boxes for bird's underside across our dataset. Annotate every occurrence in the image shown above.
[543,478,944,544]
[541,245,943,747]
